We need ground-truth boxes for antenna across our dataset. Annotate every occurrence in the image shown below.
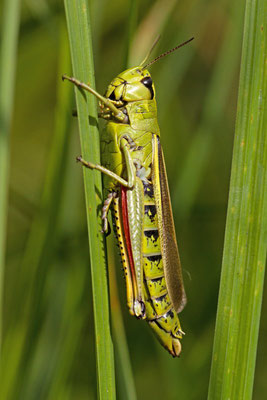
[143,37,194,69]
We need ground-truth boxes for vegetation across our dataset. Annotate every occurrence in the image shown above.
[0,0,266,399]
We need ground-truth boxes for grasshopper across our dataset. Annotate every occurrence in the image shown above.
[63,37,193,356]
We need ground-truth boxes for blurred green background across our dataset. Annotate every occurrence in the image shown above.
[1,0,266,399]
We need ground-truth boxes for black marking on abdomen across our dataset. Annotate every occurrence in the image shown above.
[155,293,167,302]
[144,205,157,223]
[144,229,159,242]
[153,319,169,334]
[151,308,174,324]
[143,181,154,198]
[163,308,174,320]
[148,275,164,283]
[145,254,162,263]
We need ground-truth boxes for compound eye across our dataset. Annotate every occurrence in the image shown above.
[141,76,153,87]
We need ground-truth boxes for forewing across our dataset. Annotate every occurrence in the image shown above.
[152,135,186,313]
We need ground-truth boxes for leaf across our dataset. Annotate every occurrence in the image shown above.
[64,1,116,399]
[208,0,267,398]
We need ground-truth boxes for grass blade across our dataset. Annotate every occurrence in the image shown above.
[63,1,116,398]
[0,0,21,357]
[208,0,267,398]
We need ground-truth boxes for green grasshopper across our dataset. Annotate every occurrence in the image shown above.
[63,37,193,357]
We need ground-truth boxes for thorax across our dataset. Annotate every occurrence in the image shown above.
[100,99,160,191]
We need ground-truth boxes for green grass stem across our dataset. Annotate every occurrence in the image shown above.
[64,1,116,398]
[208,0,267,398]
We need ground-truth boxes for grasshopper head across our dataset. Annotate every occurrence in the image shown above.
[105,67,155,103]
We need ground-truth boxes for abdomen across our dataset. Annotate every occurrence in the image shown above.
[142,180,183,356]
[113,177,183,357]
